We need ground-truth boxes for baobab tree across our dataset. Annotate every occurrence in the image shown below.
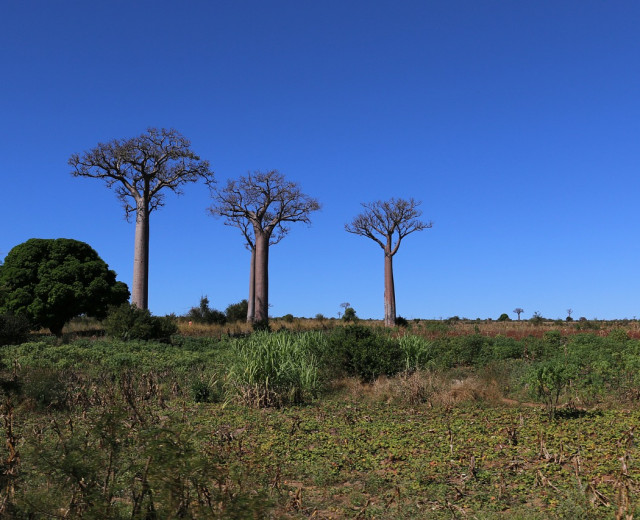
[346,198,432,327]
[69,128,214,310]
[513,307,524,320]
[209,170,320,324]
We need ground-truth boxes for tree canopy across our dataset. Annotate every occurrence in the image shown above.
[0,238,129,336]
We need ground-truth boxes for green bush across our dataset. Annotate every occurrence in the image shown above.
[186,296,226,325]
[282,313,295,323]
[104,304,177,342]
[225,299,248,322]
[342,307,357,322]
[497,313,510,322]
[395,316,409,327]
[328,325,403,382]
[0,313,31,346]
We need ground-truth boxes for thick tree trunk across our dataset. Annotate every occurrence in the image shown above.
[132,201,150,310]
[254,233,269,323]
[383,252,396,327]
[247,247,256,322]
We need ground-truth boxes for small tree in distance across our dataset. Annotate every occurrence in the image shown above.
[346,198,432,327]
[513,308,524,321]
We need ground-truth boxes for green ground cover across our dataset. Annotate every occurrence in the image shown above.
[0,328,638,518]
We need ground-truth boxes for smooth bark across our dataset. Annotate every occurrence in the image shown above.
[383,252,396,327]
[132,200,150,310]
[254,233,270,323]
[247,247,256,322]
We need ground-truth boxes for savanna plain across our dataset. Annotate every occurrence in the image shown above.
[1,317,639,519]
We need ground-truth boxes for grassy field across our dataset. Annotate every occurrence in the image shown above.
[1,320,639,518]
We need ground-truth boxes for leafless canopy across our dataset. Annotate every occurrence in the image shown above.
[69,127,214,220]
[209,170,321,243]
[345,197,432,256]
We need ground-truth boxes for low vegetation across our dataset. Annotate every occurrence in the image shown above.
[0,320,639,517]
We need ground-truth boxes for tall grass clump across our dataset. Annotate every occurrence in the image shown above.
[227,331,323,407]
[398,334,434,371]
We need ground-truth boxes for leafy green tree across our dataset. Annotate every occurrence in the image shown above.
[225,299,249,323]
[342,307,357,322]
[0,238,129,336]
[497,313,510,322]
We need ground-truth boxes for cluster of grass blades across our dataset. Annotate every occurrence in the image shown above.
[227,331,324,407]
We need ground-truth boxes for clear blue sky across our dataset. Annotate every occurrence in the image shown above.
[2,1,640,320]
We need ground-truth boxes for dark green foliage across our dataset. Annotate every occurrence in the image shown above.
[252,319,271,332]
[328,325,403,382]
[0,238,129,336]
[104,303,177,342]
[529,311,544,326]
[342,307,357,322]
[22,368,69,409]
[225,299,248,322]
[282,313,295,323]
[186,296,226,325]
[0,313,30,346]
[394,315,408,327]
[497,313,510,322]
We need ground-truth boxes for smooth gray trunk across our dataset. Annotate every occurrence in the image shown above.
[254,233,269,323]
[247,247,256,322]
[132,202,150,310]
[383,252,396,327]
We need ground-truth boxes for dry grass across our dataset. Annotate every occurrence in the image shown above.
[333,369,503,408]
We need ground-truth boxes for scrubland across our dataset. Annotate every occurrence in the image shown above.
[1,318,639,518]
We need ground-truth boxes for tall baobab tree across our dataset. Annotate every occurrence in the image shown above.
[346,198,432,327]
[69,128,214,309]
[513,308,524,320]
[209,170,320,324]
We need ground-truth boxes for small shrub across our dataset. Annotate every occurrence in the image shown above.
[527,360,578,418]
[104,304,178,342]
[497,313,510,322]
[0,313,31,346]
[282,313,295,323]
[328,325,402,382]
[530,312,544,326]
[187,296,226,325]
[342,307,357,322]
[252,319,271,332]
[395,316,408,327]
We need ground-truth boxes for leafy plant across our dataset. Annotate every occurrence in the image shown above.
[527,360,578,418]
[497,313,510,322]
[342,307,357,322]
[104,303,177,342]
[328,325,403,382]
[186,296,226,325]
[225,299,248,322]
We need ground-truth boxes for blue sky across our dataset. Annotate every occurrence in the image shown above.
[2,1,640,320]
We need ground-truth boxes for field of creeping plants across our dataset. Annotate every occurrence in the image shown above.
[0,322,639,518]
